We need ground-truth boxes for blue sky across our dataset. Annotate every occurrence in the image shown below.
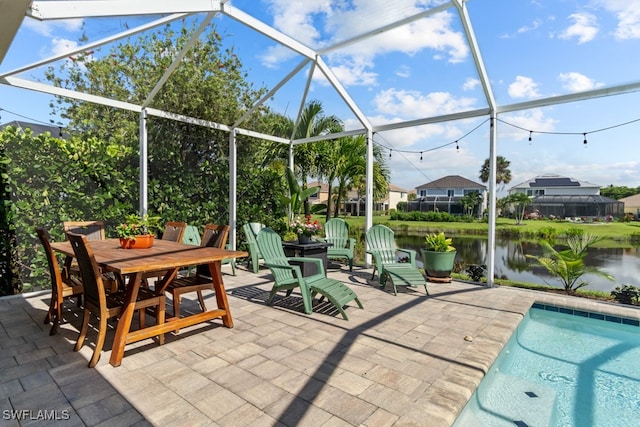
[2,0,640,196]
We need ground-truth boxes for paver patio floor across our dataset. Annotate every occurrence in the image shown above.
[2,262,638,426]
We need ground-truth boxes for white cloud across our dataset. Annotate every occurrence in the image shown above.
[559,13,599,44]
[558,72,603,92]
[498,110,557,141]
[395,65,411,78]
[51,38,80,57]
[463,78,480,91]
[508,76,540,99]
[260,1,468,85]
[258,45,296,69]
[373,88,477,119]
[22,17,83,37]
[598,0,640,39]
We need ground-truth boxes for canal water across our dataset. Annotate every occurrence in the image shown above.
[395,235,640,292]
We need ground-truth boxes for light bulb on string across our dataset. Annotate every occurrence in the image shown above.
[420,151,423,162]
[389,149,392,158]
[583,133,588,147]
[528,131,532,144]
[455,141,459,151]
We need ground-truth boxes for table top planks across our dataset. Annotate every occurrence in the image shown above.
[51,238,248,275]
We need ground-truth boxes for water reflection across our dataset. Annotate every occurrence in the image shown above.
[395,235,640,292]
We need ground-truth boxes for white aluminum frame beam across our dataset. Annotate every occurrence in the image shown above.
[455,0,498,287]
[318,2,454,56]
[28,0,221,20]
[2,13,189,78]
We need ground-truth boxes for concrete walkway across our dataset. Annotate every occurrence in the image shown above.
[2,263,639,426]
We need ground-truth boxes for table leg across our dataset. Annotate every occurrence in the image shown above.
[208,261,233,328]
[109,271,142,367]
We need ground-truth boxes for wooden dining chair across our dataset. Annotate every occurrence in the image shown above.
[66,232,165,368]
[165,224,229,318]
[62,220,119,291]
[36,228,84,336]
[141,221,188,288]
[160,221,188,243]
[62,221,106,240]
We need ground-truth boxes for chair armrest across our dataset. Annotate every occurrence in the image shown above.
[287,257,326,276]
[397,248,417,266]
[316,237,326,243]
[347,238,356,249]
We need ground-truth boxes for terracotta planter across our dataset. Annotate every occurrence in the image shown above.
[119,235,155,249]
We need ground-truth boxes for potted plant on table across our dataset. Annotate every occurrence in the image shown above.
[421,232,457,281]
[290,215,322,244]
[115,213,161,249]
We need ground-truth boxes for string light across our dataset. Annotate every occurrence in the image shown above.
[499,117,640,147]
[373,118,489,157]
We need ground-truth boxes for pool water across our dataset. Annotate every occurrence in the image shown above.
[454,305,640,427]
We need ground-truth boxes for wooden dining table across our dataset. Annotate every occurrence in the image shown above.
[50,238,248,367]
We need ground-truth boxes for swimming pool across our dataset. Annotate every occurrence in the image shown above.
[453,304,640,427]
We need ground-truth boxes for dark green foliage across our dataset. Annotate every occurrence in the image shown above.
[611,285,640,305]
[600,185,640,200]
[389,210,476,223]
[564,227,585,239]
[465,264,487,282]
[538,226,558,241]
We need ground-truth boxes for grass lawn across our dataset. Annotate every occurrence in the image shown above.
[330,216,640,242]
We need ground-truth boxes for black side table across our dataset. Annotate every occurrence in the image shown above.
[282,241,333,277]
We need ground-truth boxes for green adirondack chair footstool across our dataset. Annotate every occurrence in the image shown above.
[257,228,363,320]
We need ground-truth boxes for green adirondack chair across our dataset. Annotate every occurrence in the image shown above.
[318,218,354,271]
[365,224,429,296]
[256,228,363,320]
[243,222,266,273]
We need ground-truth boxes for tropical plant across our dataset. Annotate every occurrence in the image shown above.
[283,168,322,221]
[526,234,614,293]
[611,285,640,305]
[507,193,532,225]
[479,155,512,191]
[115,213,162,240]
[465,264,487,282]
[460,191,483,217]
[424,232,456,252]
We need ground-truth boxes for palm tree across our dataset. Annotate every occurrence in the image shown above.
[526,234,614,294]
[332,140,389,218]
[264,100,342,215]
[508,192,532,224]
[460,191,483,217]
[479,155,512,191]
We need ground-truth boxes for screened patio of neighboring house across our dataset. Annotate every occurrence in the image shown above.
[526,194,625,220]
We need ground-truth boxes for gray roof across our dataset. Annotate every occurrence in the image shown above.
[510,174,600,190]
[416,175,486,190]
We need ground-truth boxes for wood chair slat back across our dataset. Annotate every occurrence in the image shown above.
[66,232,106,309]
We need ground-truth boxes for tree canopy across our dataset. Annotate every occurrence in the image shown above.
[479,156,512,191]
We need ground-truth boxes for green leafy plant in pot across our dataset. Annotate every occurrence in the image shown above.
[421,232,457,279]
